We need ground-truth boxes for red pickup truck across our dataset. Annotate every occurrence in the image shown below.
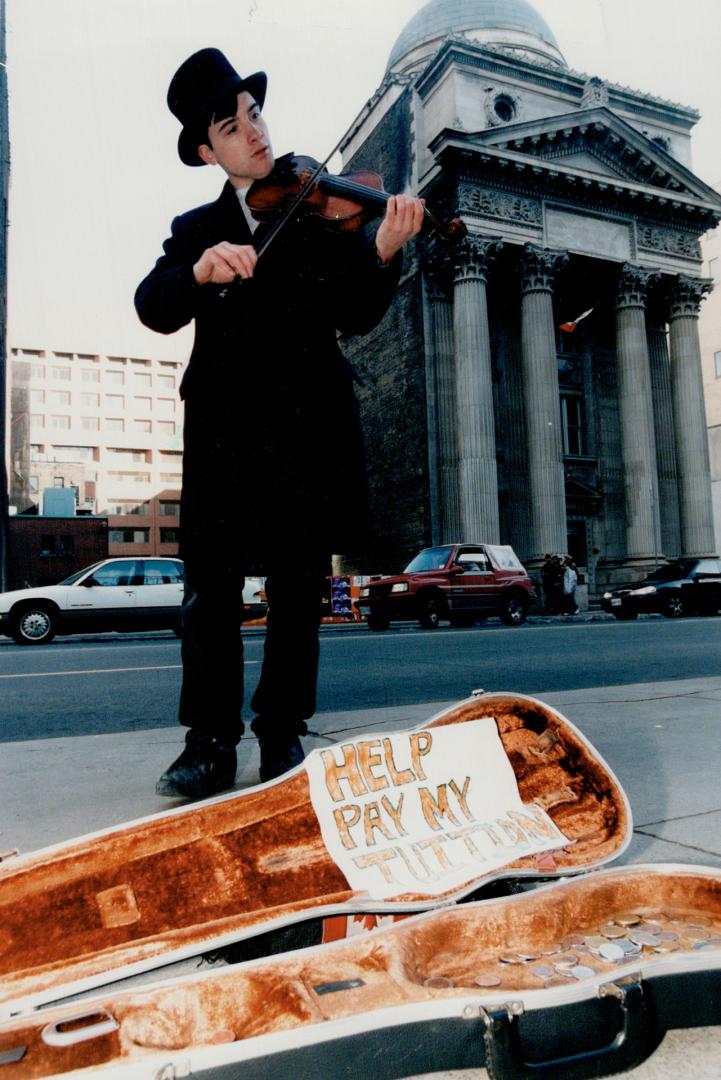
[355,543,536,631]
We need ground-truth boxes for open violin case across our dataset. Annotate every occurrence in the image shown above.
[1,692,720,1078]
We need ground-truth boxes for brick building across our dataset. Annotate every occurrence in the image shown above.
[339,0,721,592]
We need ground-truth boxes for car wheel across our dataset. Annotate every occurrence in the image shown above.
[449,612,475,628]
[662,593,686,618]
[418,594,444,629]
[367,613,390,632]
[499,593,528,627]
[613,610,638,621]
[12,604,57,645]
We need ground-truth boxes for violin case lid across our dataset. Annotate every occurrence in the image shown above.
[0,691,631,1019]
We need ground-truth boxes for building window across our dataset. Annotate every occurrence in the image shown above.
[108,448,149,464]
[105,394,125,409]
[81,368,100,383]
[108,500,149,516]
[493,94,516,122]
[106,370,125,385]
[561,394,586,456]
[53,476,65,487]
[30,389,45,404]
[160,527,179,544]
[134,396,152,412]
[30,363,45,378]
[157,374,175,388]
[30,414,45,428]
[29,475,39,493]
[81,417,99,431]
[51,366,72,381]
[49,445,94,462]
[40,534,75,556]
[106,417,125,432]
[133,372,152,387]
[49,390,71,405]
[50,415,71,430]
[160,473,182,484]
[715,350,721,378]
[157,398,176,417]
[108,470,151,484]
[158,421,176,436]
[133,419,152,433]
[81,392,100,407]
[109,528,150,544]
[160,500,180,516]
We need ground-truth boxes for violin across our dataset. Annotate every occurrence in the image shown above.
[246,154,467,252]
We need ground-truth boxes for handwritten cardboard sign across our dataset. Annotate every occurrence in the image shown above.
[305,718,570,900]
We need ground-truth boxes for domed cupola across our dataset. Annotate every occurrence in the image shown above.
[387,0,566,74]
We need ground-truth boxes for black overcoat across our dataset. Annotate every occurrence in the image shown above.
[135,176,402,571]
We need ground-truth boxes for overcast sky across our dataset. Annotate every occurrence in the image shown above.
[6,0,721,361]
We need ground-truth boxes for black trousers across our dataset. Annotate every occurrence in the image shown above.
[178,549,330,748]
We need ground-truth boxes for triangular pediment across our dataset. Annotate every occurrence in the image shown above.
[474,107,717,201]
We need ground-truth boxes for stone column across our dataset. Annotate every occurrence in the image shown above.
[452,235,502,543]
[647,301,681,558]
[423,237,460,543]
[614,265,661,564]
[519,244,569,561]
[667,276,715,556]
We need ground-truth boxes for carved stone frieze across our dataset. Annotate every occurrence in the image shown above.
[667,275,714,319]
[637,225,701,260]
[453,235,503,283]
[518,244,568,293]
[457,184,542,225]
[615,264,660,310]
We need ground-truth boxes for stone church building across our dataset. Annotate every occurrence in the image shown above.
[339,0,721,592]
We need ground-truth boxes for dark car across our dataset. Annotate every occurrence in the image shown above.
[600,558,721,620]
[355,543,536,631]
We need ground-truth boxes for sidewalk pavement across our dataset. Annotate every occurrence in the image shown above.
[3,674,721,1077]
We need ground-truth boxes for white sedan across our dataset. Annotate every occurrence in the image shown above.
[0,558,267,645]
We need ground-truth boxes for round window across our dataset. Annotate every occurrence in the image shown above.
[493,94,516,123]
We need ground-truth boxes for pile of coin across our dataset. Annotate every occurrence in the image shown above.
[421,908,721,992]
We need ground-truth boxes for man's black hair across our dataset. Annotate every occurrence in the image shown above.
[210,88,243,128]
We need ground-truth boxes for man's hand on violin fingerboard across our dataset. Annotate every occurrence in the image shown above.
[375,194,425,265]
[193,241,258,284]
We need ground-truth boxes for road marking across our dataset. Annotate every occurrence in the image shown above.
[0,662,260,679]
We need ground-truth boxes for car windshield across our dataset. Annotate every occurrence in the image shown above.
[58,563,103,585]
[404,546,453,573]
[646,560,697,582]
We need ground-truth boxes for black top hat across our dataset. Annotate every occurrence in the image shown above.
[167,48,267,167]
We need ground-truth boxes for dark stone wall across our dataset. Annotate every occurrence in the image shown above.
[341,90,431,574]
[345,90,414,200]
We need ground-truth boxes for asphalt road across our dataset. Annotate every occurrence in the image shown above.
[1,614,719,743]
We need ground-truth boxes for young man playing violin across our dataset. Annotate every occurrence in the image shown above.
[135,48,424,799]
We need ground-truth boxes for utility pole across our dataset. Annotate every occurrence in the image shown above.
[0,0,9,590]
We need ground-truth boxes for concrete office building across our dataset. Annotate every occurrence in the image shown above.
[9,347,185,557]
[340,0,721,592]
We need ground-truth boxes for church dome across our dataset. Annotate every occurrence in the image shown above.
[387,0,566,73]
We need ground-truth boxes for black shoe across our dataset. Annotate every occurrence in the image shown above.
[156,731,237,799]
[258,734,305,783]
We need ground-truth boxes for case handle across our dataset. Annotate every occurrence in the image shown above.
[41,1009,119,1048]
[480,976,663,1080]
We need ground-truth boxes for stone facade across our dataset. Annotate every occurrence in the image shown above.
[339,7,721,592]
